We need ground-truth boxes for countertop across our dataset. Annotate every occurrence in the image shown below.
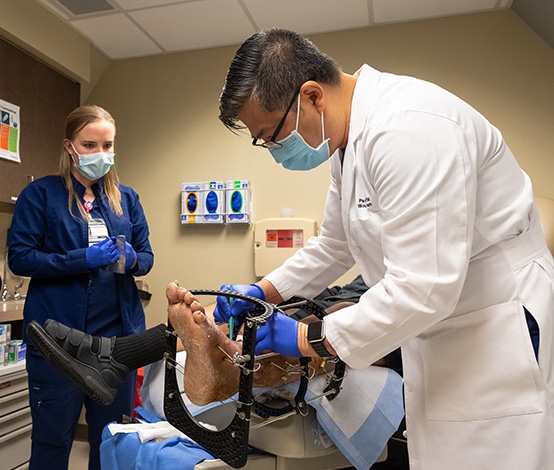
[0,300,25,322]
[0,360,26,377]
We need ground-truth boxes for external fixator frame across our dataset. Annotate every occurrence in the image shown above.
[163,290,346,468]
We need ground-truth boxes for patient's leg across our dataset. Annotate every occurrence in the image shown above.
[167,282,339,406]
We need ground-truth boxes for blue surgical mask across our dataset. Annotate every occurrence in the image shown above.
[269,95,330,171]
[71,143,114,181]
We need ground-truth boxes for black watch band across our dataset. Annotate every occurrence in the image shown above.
[307,321,335,359]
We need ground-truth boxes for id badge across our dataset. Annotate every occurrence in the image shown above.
[88,218,109,246]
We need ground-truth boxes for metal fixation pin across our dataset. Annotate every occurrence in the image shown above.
[164,354,186,376]
[254,351,280,361]
[217,346,258,374]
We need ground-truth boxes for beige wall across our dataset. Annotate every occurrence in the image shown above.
[83,9,554,327]
[2,8,554,327]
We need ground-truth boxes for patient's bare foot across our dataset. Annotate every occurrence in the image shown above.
[167,282,243,405]
[166,282,338,405]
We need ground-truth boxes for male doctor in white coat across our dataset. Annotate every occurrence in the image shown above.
[215,29,554,469]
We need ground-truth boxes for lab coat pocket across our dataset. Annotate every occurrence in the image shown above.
[422,301,542,421]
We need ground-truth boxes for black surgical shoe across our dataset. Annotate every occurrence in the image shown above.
[26,319,129,406]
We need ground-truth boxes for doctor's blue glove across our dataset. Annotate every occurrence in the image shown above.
[86,238,120,268]
[124,242,137,270]
[213,283,265,323]
[255,311,302,357]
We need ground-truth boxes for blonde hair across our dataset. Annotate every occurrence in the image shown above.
[59,105,123,220]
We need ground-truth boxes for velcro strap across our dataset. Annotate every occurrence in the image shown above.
[54,322,71,341]
[69,329,85,347]
[99,337,112,361]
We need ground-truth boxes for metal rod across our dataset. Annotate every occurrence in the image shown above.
[279,300,308,310]
[254,351,281,361]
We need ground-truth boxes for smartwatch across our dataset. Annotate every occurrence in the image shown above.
[307,321,335,359]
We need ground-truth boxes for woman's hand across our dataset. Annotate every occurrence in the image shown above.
[86,238,119,268]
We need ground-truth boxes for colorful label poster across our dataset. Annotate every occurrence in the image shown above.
[0,99,21,163]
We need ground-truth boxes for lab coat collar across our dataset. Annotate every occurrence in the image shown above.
[329,65,382,179]
[347,64,382,146]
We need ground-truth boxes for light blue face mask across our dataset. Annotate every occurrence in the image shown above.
[71,143,114,181]
[269,95,330,171]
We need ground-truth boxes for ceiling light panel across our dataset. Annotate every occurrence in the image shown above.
[372,0,498,24]
[114,0,188,9]
[36,0,71,20]
[71,13,163,59]
[57,0,115,16]
[129,0,256,52]
[244,0,371,34]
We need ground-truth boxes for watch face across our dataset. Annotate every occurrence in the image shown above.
[308,321,323,341]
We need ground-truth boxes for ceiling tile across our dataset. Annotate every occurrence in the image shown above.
[372,0,498,24]
[34,0,524,60]
[71,13,163,59]
[244,0,371,34]
[129,0,256,52]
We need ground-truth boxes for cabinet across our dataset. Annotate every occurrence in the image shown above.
[0,38,80,205]
[0,362,31,470]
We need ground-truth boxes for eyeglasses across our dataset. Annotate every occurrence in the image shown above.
[252,89,299,149]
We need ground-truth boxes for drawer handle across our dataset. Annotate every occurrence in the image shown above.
[0,422,32,444]
[0,389,29,404]
[0,370,28,382]
[0,406,31,424]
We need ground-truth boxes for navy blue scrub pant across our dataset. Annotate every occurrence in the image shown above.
[26,346,136,470]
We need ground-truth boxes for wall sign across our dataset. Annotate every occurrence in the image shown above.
[0,99,21,163]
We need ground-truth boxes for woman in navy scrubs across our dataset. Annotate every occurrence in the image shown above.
[8,105,154,470]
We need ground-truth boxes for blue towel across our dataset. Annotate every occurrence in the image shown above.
[100,407,215,470]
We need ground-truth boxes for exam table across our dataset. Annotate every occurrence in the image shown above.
[101,349,402,470]
[193,398,385,470]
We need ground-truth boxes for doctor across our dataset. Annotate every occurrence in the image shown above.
[216,29,554,469]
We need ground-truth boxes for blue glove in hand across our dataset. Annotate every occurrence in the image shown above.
[255,311,302,357]
[86,237,119,268]
[213,284,265,323]
[124,242,137,270]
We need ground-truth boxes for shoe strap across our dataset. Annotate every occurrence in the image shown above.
[68,329,85,347]
[99,337,113,362]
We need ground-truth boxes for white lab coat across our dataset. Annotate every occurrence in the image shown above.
[265,65,554,469]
